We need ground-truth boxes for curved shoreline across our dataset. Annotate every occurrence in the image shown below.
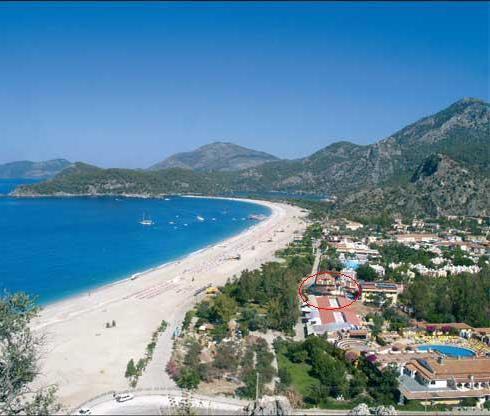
[36,195,272,308]
[32,198,307,407]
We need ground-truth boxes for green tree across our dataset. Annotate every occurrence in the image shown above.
[182,310,194,331]
[125,359,137,378]
[356,264,379,281]
[177,368,200,390]
[136,358,146,375]
[320,256,343,272]
[310,353,348,397]
[211,294,237,324]
[348,371,367,398]
[0,292,61,415]
[401,268,490,327]
[359,358,399,404]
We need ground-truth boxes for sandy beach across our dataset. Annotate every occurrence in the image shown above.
[32,199,307,408]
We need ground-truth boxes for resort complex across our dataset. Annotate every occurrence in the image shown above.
[400,356,490,403]
[302,295,363,338]
[1,3,488,413]
[156,214,490,413]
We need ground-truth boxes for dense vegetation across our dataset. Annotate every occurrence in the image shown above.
[274,336,400,407]
[0,293,61,414]
[167,226,317,394]
[13,163,235,196]
[400,266,490,327]
[376,242,435,267]
[195,226,317,337]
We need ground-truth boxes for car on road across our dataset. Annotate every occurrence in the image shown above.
[114,393,134,403]
[78,408,91,415]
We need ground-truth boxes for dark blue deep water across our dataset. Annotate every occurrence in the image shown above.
[0,180,270,304]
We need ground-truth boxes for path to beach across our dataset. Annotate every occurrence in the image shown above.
[32,199,307,408]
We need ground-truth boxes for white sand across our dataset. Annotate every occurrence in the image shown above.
[32,199,307,408]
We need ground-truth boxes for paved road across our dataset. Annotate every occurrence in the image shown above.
[294,239,321,340]
[137,290,211,389]
[74,390,488,416]
[74,390,249,415]
[310,240,321,275]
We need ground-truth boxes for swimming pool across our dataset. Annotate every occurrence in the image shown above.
[343,260,360,270]
[417,344,475,357]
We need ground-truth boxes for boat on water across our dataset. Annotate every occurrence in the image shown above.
[197,215,205,222]
[249,214,267,221]
[139,213,155,226]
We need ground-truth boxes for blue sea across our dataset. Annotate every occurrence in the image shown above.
[0,179,270,304]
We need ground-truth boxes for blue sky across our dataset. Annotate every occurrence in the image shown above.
[1,2,488,168]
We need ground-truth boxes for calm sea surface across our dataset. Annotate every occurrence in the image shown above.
[0,179,270,304]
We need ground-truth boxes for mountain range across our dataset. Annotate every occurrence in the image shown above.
[11,98,490,217]
[0,159,72,179]
[148,142,279,172]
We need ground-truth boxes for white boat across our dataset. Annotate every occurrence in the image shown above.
[197,215,205,221]
[139,213,154,226]
[249,214,267,221]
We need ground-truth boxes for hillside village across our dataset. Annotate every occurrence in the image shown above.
[158,212,490,412]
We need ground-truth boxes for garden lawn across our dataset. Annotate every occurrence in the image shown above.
[276,351,319,396]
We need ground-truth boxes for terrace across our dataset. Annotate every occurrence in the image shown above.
[399,357,490,403]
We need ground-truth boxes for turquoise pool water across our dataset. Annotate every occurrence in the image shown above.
[417,344,475,357]
[343,259,360,270]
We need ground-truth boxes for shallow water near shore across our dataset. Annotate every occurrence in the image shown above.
[0,183,270,304]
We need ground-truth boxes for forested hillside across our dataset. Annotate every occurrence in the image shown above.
[13,98,489,217]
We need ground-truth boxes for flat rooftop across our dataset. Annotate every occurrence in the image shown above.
[315,296,362,327]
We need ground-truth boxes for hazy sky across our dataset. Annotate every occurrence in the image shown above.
[1,2,488,168]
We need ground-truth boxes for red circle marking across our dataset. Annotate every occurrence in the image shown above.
[298,270,362,311]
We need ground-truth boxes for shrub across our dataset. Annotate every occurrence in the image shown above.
[366,354,377,363]
[166,358,180,380]
[182,310,195,331]
[177,367,201,390]
[213,342,240,371]
[441,325,452,334]
[426,325,436,334]
[136,358,146,375]
[460,397,478,407]
[278,367,292,387]
[125,359,137,378]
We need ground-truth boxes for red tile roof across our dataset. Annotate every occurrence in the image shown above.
[315,296,361,326]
